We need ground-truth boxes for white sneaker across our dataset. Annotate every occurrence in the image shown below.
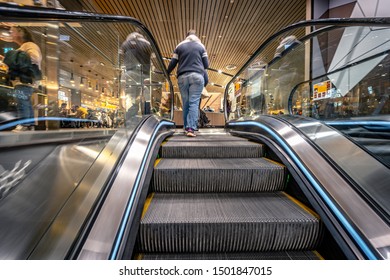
[12,125,28,132]
[186,130,196,137]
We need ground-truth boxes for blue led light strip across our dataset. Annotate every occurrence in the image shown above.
[109,120,172,259]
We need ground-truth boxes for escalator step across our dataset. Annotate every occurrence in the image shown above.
[152,158,286,192]
[137,251,323,260]
[161,140,264,158]
[168,134,246,142]
[137,192,322,253]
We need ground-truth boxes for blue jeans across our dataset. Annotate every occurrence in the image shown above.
[178,72,204,130]
[14,85,34,126]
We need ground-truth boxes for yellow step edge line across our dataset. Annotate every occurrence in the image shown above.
[154,158,161,167]
[141,192,155,219]
[313,250,325,260]
[134,253,144,260]
[263,157,285,167]
[282,192,321,219]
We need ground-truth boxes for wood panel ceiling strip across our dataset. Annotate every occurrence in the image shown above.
[156,1,171,57]
[247,1,282,51]
[192,0,199,32]
[201,0,215,58]
[257,1,306,64]
[188,0,196,34]
[233,1,293,66]
[57,0,308,92]
[164,1,180,57]
[199,0,213,51]
[181,0,188,38]
[94,1,129,42]
[157,0,169,49]
[116,0,144,44]
[172,0,182,53]
[95,0,113,14]
[135,1,158,36]
[203,0,231,69]
[215,0,258,71]
[201,0,211,40]
[206,0,229,71]
[209,0,239,73]
[146,0,174,60]
[212,2,264,69]
[86,0,141,49]
[78,1,98,13]
[207,1,221,65]
[150,1,167,57]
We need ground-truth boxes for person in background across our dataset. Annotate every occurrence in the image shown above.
[272,35,302,112]
[58,102,69,117]
[167,29,209,137]
[274,35,300,59]
[58,102,69,128]
[3,26,42,131]
[75,105,88,119]
[121,31,152,118]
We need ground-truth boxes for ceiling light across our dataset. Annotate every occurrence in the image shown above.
[70,72,75,83]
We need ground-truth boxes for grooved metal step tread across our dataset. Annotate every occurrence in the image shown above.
[168,134,246,142]
[138,192,321,253]
[152,158,285,192]
[137,251,322,260]
[161,140,264,158]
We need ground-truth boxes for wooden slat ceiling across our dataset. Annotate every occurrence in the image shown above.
[59,0,306,92]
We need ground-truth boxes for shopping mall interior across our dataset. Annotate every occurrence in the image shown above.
[0,0,389,261]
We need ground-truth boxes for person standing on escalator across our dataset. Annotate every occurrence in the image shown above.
[167,29,209,137]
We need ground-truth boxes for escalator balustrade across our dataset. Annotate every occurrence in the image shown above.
[134,133,324,260]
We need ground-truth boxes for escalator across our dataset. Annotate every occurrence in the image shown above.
[75,116,389,260]
[133,131,323,260]
[0,4,388,261]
